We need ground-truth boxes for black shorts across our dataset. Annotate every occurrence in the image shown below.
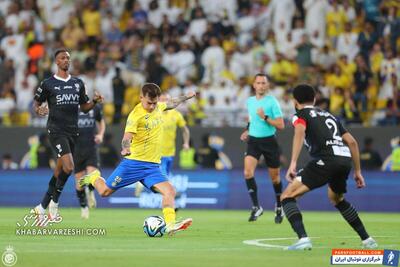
[296,158,352,194]
[73,146,100,173]
[49,134,77,158]
[245,135,280,168]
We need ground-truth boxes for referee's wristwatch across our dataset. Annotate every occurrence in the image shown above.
[263,115,269,122]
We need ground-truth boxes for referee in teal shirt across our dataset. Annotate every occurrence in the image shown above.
[240,73,285,223]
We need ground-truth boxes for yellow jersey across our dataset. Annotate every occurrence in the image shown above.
[124,102,167,163]
[161,109,186,157]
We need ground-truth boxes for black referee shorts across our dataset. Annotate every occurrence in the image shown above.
[73,146,100,173]
[296,158,352,194]
[49,134,77,158]
[245,135,280,168]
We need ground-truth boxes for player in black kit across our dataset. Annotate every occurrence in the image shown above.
[74,105,105,219]
[31,49,104,220]
[281,84,377,250]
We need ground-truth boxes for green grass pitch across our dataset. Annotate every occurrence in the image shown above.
[0,208,399,267]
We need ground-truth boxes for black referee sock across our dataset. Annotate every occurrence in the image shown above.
[245,177,259,207]
[273,181,282,207]
[335,199,369,240]
[41,175,57,209]
[282,198,308,239]
[52,170,71,203]
[76,189,87,208]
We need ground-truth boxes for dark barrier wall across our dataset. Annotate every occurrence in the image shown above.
[0,126,398,167]
[0,169,399,212]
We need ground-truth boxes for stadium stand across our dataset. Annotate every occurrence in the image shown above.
[0,0,399,127]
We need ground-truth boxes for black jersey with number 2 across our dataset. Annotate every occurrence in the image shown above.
[292,106,351,159]
[34,75,90,136]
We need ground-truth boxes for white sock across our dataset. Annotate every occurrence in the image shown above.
[37,204,46,213]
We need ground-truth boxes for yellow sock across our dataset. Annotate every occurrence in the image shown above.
[89,174,100,186]
[162,207,176,226]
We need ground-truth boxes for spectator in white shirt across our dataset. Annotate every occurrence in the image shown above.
[343,0,356,22]
[313,45,336,71]
[0,28,28,71]
[292,19,306,46]
[187,8,207,42]
[14,68,38,112]
[147,0,164,28]
[201,36,225,84]
[278,32,298,60]
[162,43,179,76]
[5,2,20,34]
[304,0,329,46]
[337,22,359,61]
[94,63,115,103]
[175,40,195,85]
[268,0,296,42]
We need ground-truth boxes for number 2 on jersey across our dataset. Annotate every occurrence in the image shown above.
[325,118,342,141]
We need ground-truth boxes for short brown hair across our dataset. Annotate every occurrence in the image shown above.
[141,83,161,98]
[254,73,268,79]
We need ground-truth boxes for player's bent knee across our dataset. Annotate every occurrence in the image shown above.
[328,195,344,206]
[244,170,254,179]
[281,191,294,201]
[62,165,74,174]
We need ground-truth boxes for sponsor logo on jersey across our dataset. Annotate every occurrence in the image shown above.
[56,93,80,104]
[78,118,95,128]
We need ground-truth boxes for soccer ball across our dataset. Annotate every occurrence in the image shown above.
[143,216,166,237]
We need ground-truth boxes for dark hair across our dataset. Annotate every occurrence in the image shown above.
[54,48,68,59]
[141,83,161,98]
[254,73,268,79]
[293,84,316,104]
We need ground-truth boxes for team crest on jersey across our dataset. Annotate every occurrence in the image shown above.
[309,110,317,117]
[74,83,80,92]
[111,176,122,187]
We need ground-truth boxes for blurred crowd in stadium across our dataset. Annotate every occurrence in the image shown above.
[0,0,399,127]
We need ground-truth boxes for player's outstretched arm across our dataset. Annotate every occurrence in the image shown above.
[165,91,196,110]
[81,91,104,113]
[342,132,366,188]
[181,126,190,149]
[121,132,134,156]
[286,124,306,182]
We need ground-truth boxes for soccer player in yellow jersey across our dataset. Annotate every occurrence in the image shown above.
[159,93,190,177]
[80,83,195,235]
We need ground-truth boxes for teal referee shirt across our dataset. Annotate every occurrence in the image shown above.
[247,95,283,138]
